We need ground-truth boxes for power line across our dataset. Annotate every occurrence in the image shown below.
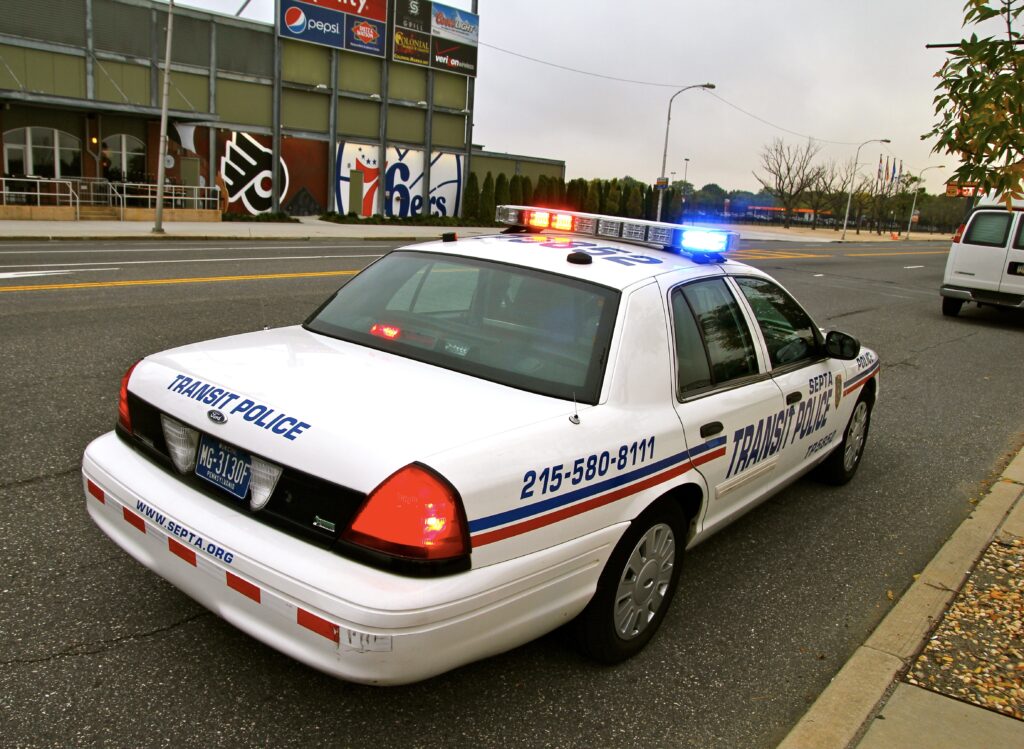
[479,41,870,148]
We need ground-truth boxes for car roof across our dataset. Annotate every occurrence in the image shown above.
[398,231,760,291]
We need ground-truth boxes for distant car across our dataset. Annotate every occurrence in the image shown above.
[941,195,1024,316]
[83,205,880,685]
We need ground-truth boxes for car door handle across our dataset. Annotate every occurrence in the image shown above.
[700,421,723,438]
[786,391,802,405]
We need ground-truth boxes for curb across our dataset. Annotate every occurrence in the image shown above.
[777,447,1024,749]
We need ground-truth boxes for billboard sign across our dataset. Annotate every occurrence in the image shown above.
[391,0,478,76]
[431,3,479,46]
[279,0,387,57]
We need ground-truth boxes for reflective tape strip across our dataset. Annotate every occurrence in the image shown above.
[87,480,105,503]
[168,537,197,566]
[227,572,261,603]
[122,507,146,533]
[297,608,341,643]
[844,361,880,396]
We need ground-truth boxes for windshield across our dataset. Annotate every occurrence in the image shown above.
[305,251,620,404]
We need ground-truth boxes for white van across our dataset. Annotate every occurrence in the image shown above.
[940,194,1024,316]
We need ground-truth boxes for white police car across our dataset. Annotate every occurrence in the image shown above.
[941,194,1024,316]
[82,206,880,685]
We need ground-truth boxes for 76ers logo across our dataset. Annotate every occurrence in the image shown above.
[284,6,306,33]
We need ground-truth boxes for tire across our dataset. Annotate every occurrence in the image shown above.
[942,297,963,317]
[574,502,685,664]
[815,393,872,485]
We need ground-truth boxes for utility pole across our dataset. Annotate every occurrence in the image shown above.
[153,0,174,234]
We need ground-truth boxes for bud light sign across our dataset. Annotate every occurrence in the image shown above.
[335,143,463,218]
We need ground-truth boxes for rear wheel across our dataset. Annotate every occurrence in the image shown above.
[815,394,872,485]
[942,297,963,317]
[574,502,685,663]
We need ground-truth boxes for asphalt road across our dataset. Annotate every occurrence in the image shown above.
[1,236,1021,748]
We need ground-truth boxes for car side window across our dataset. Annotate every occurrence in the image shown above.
[1014,215,1024,250]
[735,277,820,368]
[672,279,758,395]
[963,212,1012,248]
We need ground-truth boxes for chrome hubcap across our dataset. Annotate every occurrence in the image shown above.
[614,522,676,640]
[843,401,869,472]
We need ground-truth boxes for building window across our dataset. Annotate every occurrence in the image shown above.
[101,134,146,182]
[3,127,82,179]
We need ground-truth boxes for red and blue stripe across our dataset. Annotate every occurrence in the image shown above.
[470,437,726,547]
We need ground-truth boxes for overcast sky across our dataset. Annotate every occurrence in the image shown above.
[175,0,995,194]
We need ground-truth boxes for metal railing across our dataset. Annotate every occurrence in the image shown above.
[119,183,221,212]
[0,177,79,219]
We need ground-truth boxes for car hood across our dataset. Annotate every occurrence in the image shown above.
[128,325,573,492]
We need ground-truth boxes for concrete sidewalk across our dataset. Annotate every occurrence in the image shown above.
[778,448,1024,749]
[0,216,938,243]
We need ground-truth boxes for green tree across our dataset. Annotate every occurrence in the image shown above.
[925,0,1024,204]
[667,188,683,222]
[463,171,480,220]
[522,176,534,205]
[584,179,601,213]
[509,174,524,205]
[534,175,550,205]
[625,185,643,218]
[566,179,583,210]
[495,173,510,207]
[604,179,622,216]
[479,172,496,223]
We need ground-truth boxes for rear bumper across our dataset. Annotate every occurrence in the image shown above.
[941,285,1024,308]
[83,431,620,685]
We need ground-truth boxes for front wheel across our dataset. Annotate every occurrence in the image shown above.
[573,502,685,664]
[815,394,872,485]
[942,297,963,317]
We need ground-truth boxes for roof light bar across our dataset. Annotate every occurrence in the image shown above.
[495,204,739,258]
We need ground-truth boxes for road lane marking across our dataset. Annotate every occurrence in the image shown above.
[0,269,359,293]
[0,268,114,279]
[0,243,388,255]
[904,265,925,269]
[0,254,383,270]
[846,251,948,257]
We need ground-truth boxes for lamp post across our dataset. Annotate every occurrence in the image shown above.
[840,138,890,240]
[153,0,174,234]
[681,157,690,222]
[906,165,944,238]
[656,83,714,221]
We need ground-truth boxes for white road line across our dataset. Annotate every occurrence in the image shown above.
[0,268,115,279]
[813,273,824,277]
[0,254,383,270]
[904,265,925,269]
[0,244,386,255]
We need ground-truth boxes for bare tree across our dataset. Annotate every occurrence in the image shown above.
[753,138,823,228]
[804,160,843,230]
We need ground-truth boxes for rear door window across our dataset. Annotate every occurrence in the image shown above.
[963,212,1012,248]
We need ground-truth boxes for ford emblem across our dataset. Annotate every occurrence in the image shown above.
[207,409,227,425]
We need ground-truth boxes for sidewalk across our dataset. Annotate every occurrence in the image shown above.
[778,448,1024,749]
[0,216,941,243]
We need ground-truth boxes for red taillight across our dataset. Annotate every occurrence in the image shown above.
[370,322,402,340]
[342,464,469,561]
[118,360,141,433]
[952,223,966,243]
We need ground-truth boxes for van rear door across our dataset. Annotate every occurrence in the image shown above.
[949,210,1016,292]
[999,212,1024,298]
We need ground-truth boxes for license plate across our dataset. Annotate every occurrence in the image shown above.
[195,435,252,500]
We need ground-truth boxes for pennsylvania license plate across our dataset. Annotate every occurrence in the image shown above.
[195,435,252,500]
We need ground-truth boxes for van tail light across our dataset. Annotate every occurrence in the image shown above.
[952,223,966,243]
[118,360,141,433]
[342,464,469,562]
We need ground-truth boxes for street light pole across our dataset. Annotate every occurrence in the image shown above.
[153,0,174,234]
[906,165,944,238]
[656,83,714,222]
[841,137,890,240]
[681,157,690,222]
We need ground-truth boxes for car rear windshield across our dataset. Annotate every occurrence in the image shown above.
[305,251,620,404]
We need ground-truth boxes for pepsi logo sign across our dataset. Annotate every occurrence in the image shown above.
[284,6,306,33]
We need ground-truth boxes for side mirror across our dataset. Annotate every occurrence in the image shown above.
[825,330,860,360]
